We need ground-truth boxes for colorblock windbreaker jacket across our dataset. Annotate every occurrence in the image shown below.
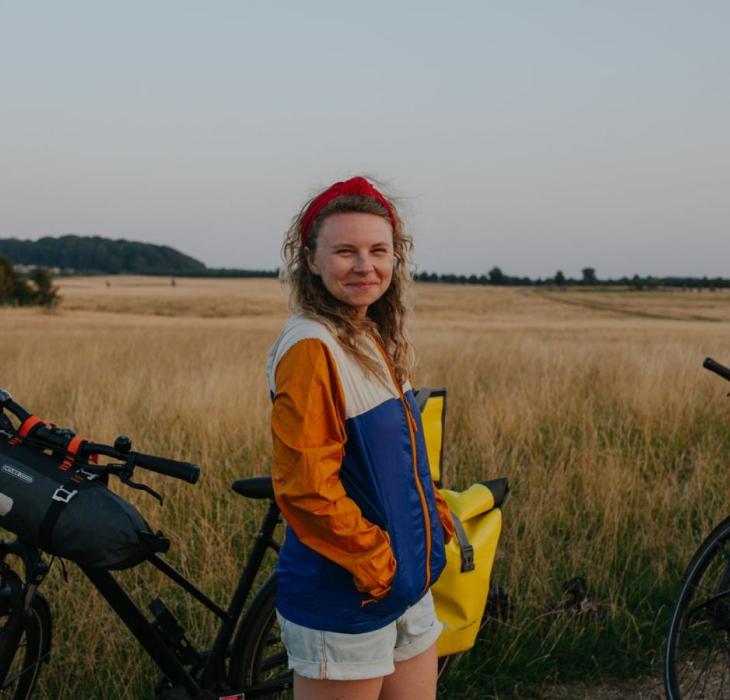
[268,315,455,633]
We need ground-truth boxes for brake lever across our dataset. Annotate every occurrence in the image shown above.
[87,461,164,505]
[118,463,164,505]
[123,477,163,505]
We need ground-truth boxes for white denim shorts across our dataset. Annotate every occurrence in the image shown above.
[276,589,442,681]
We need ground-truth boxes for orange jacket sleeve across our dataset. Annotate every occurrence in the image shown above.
[432,486,455,544]
[271,338,397,600]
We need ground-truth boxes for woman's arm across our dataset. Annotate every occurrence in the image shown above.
[271,338,396,600]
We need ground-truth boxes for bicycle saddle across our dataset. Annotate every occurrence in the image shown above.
[231,476,274,500]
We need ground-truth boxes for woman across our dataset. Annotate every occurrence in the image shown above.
[268,176,455,700]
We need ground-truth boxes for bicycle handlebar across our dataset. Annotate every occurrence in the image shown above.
[0,389,200,485]
[81,442,200,484]
[703,357,730,383]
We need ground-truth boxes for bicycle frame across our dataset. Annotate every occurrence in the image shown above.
[3,497,284,700]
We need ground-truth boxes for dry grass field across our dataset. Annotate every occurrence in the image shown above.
[3,276,730,699]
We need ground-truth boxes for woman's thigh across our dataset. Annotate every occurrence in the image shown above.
[379,643,438,700]
[292,644,437,700]
[294,673,383,700]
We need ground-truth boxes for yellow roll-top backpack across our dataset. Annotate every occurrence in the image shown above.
[414,388,509,657]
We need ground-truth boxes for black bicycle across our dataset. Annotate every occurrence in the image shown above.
[0,391,490,699]
[0,389,307,699]
[664,357,730,700]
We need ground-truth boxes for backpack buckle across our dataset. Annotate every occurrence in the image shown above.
[52,486,78,503]
[77,468,99,481]
[460,543,475,573]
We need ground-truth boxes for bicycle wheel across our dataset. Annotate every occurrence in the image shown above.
[0,594,51,700]
[229,574,292,698]
[665,516,730,699]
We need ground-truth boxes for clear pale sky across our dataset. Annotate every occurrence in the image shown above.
[1,1,728,278]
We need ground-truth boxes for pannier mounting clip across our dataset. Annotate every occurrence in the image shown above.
[51,486,78,503]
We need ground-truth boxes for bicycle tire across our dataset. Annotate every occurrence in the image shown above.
[228,574,292,698]
[665,515,730,699]
[0,594,51,700]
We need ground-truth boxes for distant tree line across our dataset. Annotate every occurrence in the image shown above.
[414,266,730,290]
[171,268,279,278]
[0,255,59,307]
[0,235,206,275]
[0,235,280,278]
[1,236,727,289]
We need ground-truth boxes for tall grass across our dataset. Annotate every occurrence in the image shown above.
[2,279,730,698]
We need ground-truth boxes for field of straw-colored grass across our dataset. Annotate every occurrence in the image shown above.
[3,276,730,699]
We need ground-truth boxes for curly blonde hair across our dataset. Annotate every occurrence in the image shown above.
[281,187,414,386]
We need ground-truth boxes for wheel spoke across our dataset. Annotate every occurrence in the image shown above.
[687,589,730,627]
[1,652,48,690]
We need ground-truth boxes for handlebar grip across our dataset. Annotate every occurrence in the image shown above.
[703,357,730,383]
[132,452,200,484]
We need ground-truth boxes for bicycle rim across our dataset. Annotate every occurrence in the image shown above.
[0,597,50,700]
[666,518,730,699]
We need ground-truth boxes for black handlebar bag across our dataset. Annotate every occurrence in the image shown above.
[0,430,162,570]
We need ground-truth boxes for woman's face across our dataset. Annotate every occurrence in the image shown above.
[306,212,395,317]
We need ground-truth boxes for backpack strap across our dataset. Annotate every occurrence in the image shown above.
[8,415,45,445]
[451,513,475,573]
[60,436,84,471]
[38,470,99,553]
[18,415,44,439]
[414,387,432,412]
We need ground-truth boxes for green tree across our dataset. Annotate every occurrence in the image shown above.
[0,254,59,307]
[0,255,29,304]
[488,267,505,285]
[582,267,597,284]
[0,254,13,302]
[29,267,60,307]
[554,270,566,286]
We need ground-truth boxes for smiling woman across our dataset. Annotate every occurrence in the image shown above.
[305,212,395,317]
[265,176,455,700]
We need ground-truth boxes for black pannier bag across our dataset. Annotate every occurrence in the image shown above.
[0,428,164,570]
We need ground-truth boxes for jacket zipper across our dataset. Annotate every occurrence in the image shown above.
[373,341,433,593]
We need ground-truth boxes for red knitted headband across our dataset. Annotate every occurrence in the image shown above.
[299,176,397,245]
